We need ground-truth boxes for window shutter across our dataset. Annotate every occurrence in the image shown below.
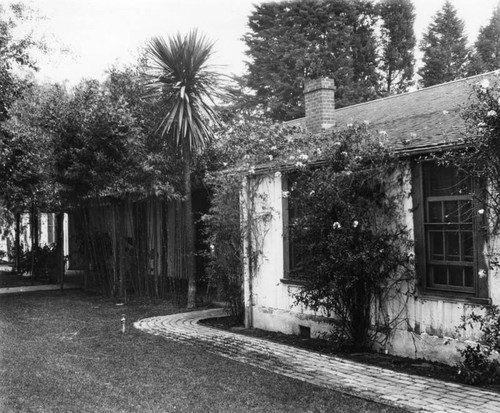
[411,161,426,291]
[282,176,290,277]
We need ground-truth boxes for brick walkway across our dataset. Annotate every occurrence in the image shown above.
[134,308,500,413]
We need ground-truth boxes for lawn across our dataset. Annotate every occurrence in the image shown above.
[0,290,406,412]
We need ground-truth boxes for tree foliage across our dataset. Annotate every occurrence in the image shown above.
[0,108,53,212]
[0,2,40,121]
[1,61,186,218]
[51,80,149,203]
[377,0,416,94]
[0,2,48,272]
[418,1,470,87]
[243,0,380,121]
[242,0,419,121]
[0,1,48,236]
[1,25,227,300]
[146,32,223,151]
[468,5,500,75]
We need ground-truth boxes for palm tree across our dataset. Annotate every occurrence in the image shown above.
[146,30,222,308]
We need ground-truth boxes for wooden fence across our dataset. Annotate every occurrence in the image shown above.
[68,197,192,299]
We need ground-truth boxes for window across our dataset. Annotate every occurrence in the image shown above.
[282,177,312,281]
[412,161,487,299]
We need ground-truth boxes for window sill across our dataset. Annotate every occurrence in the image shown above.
[416,292,491,306]
[280,278,308,286]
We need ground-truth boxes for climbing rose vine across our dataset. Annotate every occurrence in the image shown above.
[203,116,414,345]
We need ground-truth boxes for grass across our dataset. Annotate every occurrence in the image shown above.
[0,270,50,288]
[0,290,406,413]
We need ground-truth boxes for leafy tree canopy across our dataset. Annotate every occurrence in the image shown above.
[377,0,416,94]
[0,2,47,217]
[243,0,380,121]
[418,1,470,87]
[50,70,185,205]
[468,4,500,75]
[241,0,418,121]
[0,2,40,121]
[0,108,53,212]
[1,63,184,214]
[50,80,146,203]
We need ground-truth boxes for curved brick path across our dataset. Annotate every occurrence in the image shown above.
[134,308,500,413]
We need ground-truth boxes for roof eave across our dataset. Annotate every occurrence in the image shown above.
[246,141,465,177]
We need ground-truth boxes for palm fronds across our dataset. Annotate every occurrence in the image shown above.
[146,30,224,151]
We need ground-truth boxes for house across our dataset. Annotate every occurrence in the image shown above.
[241,73,500,365]
[0,210,68,264]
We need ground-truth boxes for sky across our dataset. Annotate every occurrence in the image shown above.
[10,0,500,85]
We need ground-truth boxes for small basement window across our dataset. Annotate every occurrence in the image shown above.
[299,325,311,338]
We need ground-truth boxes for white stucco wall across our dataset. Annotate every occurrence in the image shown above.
[243,173,335,338]
[0,213,69,269]
[244,165,500,365]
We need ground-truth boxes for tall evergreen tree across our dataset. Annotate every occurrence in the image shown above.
[243,0,379,121]
[471,4,500,74]
[418,1,470,87]
[377,0,416,94]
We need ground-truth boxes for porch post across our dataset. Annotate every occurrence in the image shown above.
[241,177,253,328]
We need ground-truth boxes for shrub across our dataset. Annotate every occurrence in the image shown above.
[457,343,500,385]
[457,305,500,385]
[17,244,57,279]
[288,139,414,350]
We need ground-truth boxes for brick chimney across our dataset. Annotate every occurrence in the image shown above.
[304,78,335,134]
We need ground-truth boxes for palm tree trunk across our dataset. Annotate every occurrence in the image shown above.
[183,141,197,309]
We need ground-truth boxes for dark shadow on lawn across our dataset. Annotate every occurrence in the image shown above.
[0,268,51,288]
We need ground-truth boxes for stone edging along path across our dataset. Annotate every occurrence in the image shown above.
[134,308,500,413]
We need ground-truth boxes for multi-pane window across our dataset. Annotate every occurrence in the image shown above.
[413,161,487,298]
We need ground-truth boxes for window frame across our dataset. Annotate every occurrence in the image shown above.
[411,161,488,301]
[282,176,312,283]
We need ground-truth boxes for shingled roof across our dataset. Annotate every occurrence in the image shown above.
[289,71,498,155]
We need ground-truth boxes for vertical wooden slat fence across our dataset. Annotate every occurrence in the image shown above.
[70,197,188,300]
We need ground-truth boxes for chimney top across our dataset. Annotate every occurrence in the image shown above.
[304,78,335,94]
